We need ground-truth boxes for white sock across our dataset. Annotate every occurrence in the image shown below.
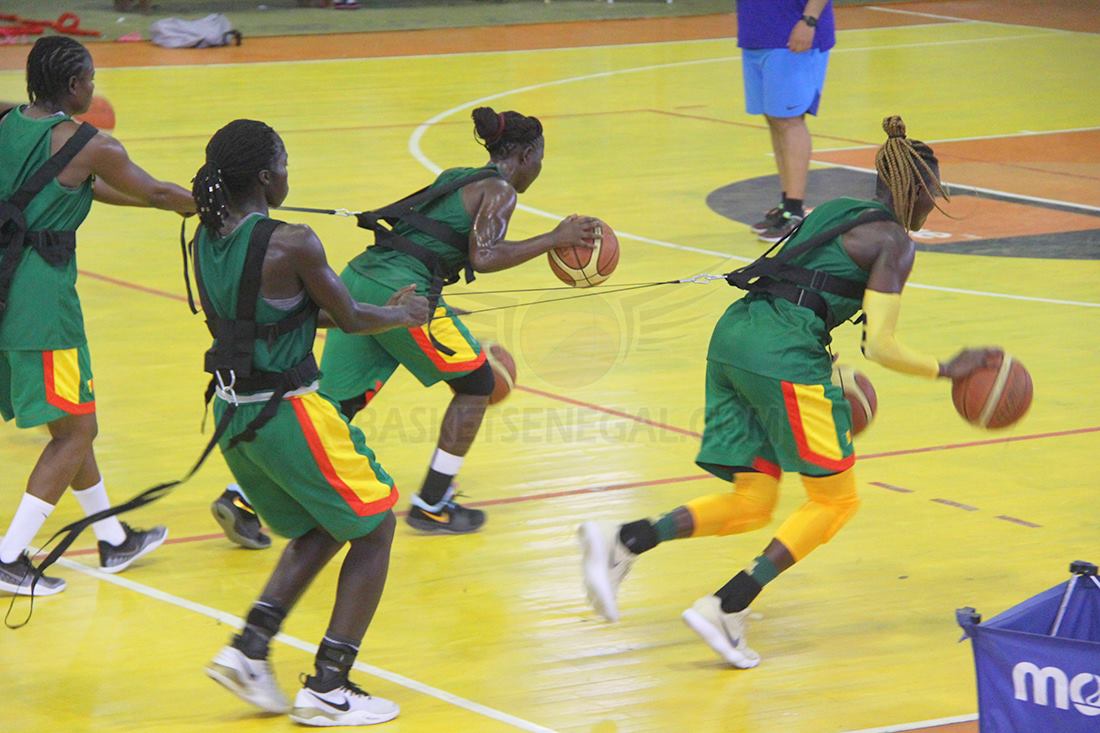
[72,479,127,547]
[430,449,464,476]
[0,493,55,564]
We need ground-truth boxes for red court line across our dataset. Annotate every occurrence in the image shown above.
[79,269,188,303]
[930,498,979,512]
[996,515,1042,528]
[514,384,702,438]
[860,426,1100,460]
[869,481,915,493]
[651,110,1100,184]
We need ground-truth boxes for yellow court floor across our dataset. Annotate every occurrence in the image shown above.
[1,5,1099,733]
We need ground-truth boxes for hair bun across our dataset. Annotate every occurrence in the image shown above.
[882,115,907,139]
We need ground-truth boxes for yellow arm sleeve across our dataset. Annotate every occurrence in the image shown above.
[860,290,941,378]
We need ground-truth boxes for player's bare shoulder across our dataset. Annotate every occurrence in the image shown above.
[270,221,323,260]
[843,217,911,270]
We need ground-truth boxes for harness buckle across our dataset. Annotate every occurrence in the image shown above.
[215,369,239,406]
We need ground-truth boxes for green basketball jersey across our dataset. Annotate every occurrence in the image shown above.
[195,213,318,383]
[0,107,94,350]
[708,197,895,383]
[347,164,497,286]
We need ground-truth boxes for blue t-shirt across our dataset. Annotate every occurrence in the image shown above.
[737,0,836,51]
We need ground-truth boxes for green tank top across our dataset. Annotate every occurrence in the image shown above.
[347,164,497,286]
[708,197,894,383]
[0,106,94,350]
[195,213,317,386]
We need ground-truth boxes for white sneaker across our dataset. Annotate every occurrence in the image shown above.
[578,521,636,622]
[681,595,760,669]
[290,680,399,726]
[205,645,291,713]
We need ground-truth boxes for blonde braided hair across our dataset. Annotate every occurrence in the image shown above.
[874,116,950,230]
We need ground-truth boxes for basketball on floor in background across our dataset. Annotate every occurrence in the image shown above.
[75,96,115,132]
[485,342,517,405]
[548,220,619,288]
[952,352,1032,429]
[832,363,877,436]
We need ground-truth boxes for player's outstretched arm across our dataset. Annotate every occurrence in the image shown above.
[858,222,998,379]
[87,134,195,214]
[466,178,598,273]
[284,224,429,335]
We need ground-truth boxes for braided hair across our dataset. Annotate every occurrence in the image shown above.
[26,37,92,106]
[192,119,282,232]
[472,106,543,158]
[874,115,950,230]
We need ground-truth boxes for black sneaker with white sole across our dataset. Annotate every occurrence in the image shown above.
[211,489,271,550]
[0,553,66,596]
[405,493,485,534]
[98,522,167,574]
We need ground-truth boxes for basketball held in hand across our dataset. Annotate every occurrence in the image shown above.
[832,364,877,436]
[548,221,619,288]
[951,353,1032,429]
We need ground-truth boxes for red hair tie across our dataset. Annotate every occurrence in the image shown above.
[487,112,506,145]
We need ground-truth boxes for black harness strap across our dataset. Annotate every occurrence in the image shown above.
[725,208,896,333]
[192,217,320,448]
[0,121,97,323]
[356,168,501,356]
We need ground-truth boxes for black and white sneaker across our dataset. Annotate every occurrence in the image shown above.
[0,553,66,596]
[211,488,271,550]
[98,522,167,574]
[750,205,786,235]
[405,488,485,534]
[758,210,803,244]
[291,676,399,726]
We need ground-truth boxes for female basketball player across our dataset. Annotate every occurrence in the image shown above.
[579,116,1002,668]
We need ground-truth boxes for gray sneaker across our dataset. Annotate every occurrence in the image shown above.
[98,522,167,574]
[0,553,66,596]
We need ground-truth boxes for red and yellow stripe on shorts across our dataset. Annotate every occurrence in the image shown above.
[781,381,854,473]
[43,349,95,415]
[291,392,398,516]
[409,306,486,373]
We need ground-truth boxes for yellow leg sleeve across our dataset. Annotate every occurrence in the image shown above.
[773,468,860,561]
[685,472,780,537]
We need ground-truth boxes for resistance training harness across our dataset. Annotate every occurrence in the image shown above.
[0,109,97,327]
[724,207,896,340]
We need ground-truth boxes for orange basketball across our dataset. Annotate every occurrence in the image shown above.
[832,364,877,436]
[75,96,115,132]
[485,342,517,405]
[951,353,1032,429]
[548,221,619,288]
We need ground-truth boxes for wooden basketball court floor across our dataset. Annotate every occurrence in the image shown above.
[1,3,1098,731]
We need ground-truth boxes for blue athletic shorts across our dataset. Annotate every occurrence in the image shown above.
[742,48,830,118]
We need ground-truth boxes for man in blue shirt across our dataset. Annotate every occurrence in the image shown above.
[738,0,834,242]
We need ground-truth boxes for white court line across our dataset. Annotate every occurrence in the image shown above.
[841,712,978,733]
[810,159,1100,215]
[0,19,978,73]
[408,34,1100,310]
[815,124,1100,153]
[51,556,558,733]
[865,4,1092,35]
